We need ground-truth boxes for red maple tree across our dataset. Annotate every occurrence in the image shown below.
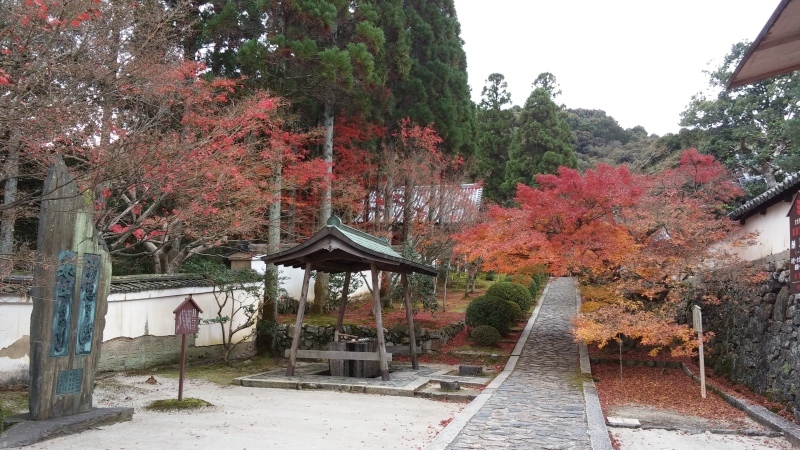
[91,62,318,273]
[456,149,745,354]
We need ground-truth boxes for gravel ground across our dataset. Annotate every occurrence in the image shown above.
[23,374,463,450]
[612,428,793,449]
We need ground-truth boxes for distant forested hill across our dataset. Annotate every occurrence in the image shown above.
[564,108,688,175]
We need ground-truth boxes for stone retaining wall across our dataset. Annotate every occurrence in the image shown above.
[698,258,800,421]
[274,320,465,354]
[98,335,255,372]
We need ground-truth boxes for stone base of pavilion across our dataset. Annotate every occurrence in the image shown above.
[234,362,489,402]
[0,407,133,448]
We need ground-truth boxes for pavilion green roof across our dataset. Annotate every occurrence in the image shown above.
[262,216,436,276]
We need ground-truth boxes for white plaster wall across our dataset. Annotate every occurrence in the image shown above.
[0,297,32,349]
[0,284,260,368]
[249,257,375,300]
[248,258,316,300]
[725,202,791,261]
[0,297,32,376]
[105,286,260,346]
[0,262,380,376]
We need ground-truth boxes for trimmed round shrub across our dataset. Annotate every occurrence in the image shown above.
[486,282,533,313]
[465,295,519,335]
[505,299,523,321]
[528,278,539,297]
[470,325,501,346]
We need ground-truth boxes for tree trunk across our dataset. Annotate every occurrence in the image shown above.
[402,175,413,247]
[0,129,20,276]
[312,100,335,315]
[760,159,778,188]
[321,100,334,222]
[383,140,396,234]
[258,160,282,354]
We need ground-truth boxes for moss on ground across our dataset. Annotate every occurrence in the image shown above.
[0,390,28,416]
[146,398,211,411]
[144,354,282,386]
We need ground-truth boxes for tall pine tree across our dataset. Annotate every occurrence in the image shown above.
[503,74,576,195]
[382,0,475,155]
[475,73,514,203]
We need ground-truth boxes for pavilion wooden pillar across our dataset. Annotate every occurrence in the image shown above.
[371,264,390,381]
[401,273,419,370]
[334,271,351,341]
[286,262,312,376]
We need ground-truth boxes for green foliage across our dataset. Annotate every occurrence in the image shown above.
[325,272,365,312]
[465,295,518,335]
[528,278,539,297]
[182,258,262,292]
[680,41,800,196]
[566,108,630,154]
[503,79,576,195]
[486,282,532,313]
[182,258,263,362]
[470,325,501,346]
[389,245,438,312]
[528,269,548,297]
[475,73,515,203]
[382,0,476,155]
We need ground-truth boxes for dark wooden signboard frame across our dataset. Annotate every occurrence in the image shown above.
[791,195,800,295]
[173,295,202,401]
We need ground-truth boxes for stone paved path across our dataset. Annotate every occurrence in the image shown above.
[447,277,591,449]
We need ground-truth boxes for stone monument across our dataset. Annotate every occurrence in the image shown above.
[28,156,112,420]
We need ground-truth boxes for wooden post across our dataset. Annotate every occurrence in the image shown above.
[287,263,312,376]
[174,295,201,402]
[371,264,390,381]
[698,333,706,399]
[692,305,706,398]
[442,264,448,312]
[334,272,351,341]
[402,273,419,370]
[178,333,187,401]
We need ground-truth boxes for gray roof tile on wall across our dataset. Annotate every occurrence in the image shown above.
[0,273,215,296]
[729,173,800,220]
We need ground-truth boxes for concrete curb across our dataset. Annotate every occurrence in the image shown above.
[584,382,614,450]
[681,363,800,447]
[424,279,551,450]
[576,285,614,450]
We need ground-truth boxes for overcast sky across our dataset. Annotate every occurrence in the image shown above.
[453,0,779,136]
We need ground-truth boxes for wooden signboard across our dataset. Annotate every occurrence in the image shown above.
[790,196,800,294]
[174,296,202,335]
[173,295,203,401]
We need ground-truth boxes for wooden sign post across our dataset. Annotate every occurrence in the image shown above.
[692,305,706,399]
[173,295,203,401]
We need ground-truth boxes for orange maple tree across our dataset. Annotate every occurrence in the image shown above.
[456,149,745,354]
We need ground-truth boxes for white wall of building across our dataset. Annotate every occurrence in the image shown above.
[725,202,791,261]
[0,285,261,378]
[0,261,380,378]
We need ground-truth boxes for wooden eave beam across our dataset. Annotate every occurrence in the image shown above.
[759,29,800,51]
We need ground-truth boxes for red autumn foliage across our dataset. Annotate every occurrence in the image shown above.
[592,363,753,428]
[455,150,746,355]
[90,62,321,272]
